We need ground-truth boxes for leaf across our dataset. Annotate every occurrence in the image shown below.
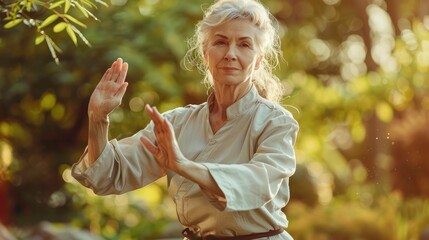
[53,22,68,32]
[80,0,97,8]
[49,37,63,53]
[26,2,32,12]
[39,14,59,29]
[35,35,46,45]
[45,37,61,64]
[75,2,89,18]
[49,0,65,9]
[4,19,23,29]
[64,14,86,28]
[70,24,91,47]
[94,0,108,7]
[83,8,99,21]
[66,25,78,45]
[74,2,99,21]
[65,0,71,13]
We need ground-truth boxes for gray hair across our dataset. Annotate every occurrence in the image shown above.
[184,0,284,102]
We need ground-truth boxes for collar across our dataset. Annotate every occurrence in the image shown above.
[207,85,260,120]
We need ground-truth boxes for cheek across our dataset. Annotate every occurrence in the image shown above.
[243,57,258,70]
[206,49,223,64]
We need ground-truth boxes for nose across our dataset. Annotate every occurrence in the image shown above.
[224,46,237,61]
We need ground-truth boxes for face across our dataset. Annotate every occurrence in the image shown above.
[203,19,262,87]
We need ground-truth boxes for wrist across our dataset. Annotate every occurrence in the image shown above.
[88,110,109,124]
[176,159,198,177]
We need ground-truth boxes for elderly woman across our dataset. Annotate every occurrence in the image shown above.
[72,0,299,239]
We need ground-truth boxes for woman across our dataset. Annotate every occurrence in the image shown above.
[72,0,299,239]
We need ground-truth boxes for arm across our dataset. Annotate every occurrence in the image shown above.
[87,58,128,165]
[140,105,224,197]
[73,59,173,195]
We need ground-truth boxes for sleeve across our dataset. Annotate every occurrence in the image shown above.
[201,113,299,211]
[71,122,165,195]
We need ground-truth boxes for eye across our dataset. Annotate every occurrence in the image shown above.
[214,40,226,45]
[240,42,252,48]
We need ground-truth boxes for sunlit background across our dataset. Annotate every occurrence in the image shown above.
[1,0,429,239]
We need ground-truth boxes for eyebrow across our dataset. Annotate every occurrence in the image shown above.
[214,33,254,41]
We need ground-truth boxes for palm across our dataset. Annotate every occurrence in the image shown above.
[90,81,124,115]
[140,105,186,174]
[88,58,128,117]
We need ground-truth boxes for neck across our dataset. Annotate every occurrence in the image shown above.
[211,82,252,119]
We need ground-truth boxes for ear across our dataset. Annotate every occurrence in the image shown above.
[254,56,262,70]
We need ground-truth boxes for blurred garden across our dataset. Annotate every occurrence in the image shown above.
[1,0,429,239]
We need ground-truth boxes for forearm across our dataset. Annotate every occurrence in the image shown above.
[87,110,109,165]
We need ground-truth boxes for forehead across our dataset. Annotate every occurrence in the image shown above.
[209,19,260,40]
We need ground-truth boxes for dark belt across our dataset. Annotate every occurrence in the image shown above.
[182,228,284,240]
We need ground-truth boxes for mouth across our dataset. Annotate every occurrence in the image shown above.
[220,67,240,71]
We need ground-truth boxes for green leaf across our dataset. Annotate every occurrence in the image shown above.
[66,25,78,45]
[26,2,32,12]
[49,0,65,9]
[4,19,23,29]
[49,37,63,53]
[70,24,92,47]
[39,14,59,29]
[80,0,97,8]
[94,0,108,7]
[53,22,68,32]
[65,0,71,13]
[75,2,89,18]
[45,37,61,64]
[35,35,46,45]
[64,14,86,28]
[74,2,99,21]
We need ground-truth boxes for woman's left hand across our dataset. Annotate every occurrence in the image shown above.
[141,105,224,197]
[140,105,187,174]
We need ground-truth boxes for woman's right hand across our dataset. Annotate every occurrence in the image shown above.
[88,58,129,121]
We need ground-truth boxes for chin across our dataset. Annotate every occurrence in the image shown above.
[215,76,243,84]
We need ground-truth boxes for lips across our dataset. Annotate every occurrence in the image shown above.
[220,67,240,71]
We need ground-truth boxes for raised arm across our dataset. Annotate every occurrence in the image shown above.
[87,58,128,165]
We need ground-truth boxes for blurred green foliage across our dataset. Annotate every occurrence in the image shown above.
[0,0,108,63]
[287,191,429,240]
[1,0,429,239]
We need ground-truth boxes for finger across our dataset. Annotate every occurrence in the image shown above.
[152,106,165,125]
[146,105,164,126]
[145,107,162,135]
[145,104,156,121]
[110,58,123,81]
[140,136,159,156]
[141,136,167,174]
[155,124,163,140]
[154,115,167,144]
[145,106,169,146]
[145,106,163,141]
[158,118,170,137]
[106,60,117,81]
[114,82,128,97]
[145,104,153,115]
[101,68,111,82]
[117,62,128,84]
[162,118,174,142]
